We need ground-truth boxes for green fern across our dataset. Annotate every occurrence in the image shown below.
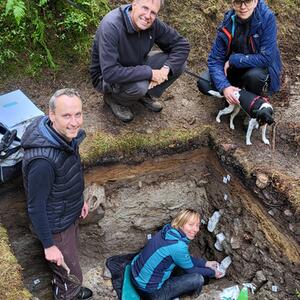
[39,0,48,5]
[1,0,110,74]
[5,0,26,25]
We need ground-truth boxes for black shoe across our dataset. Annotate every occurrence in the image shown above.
[139,94,163,112]
[77,287,93,299]
[104,94,134,122]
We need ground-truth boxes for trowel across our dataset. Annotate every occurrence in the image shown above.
[61,260,81,285]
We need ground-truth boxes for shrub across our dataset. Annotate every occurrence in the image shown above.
[0,0,110,76]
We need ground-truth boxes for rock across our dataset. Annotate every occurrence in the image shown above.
[181,98,189,107]
[221,143,238,152]
[268,209,275,216]
[256,173,269,189]
[103,265,112,279]
[255,270,267,283]
[284,209,293,217]
[230,236,241,249]
[187,117,196,125]
[146,128,153,134]
[82,185,106,224]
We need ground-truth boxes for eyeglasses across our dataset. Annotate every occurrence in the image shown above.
[233,0,254,7]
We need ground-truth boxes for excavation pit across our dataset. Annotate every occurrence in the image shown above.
[0,149,299,299]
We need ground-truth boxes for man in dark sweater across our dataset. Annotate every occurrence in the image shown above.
[90,0,190,122]
[21,89,93,300]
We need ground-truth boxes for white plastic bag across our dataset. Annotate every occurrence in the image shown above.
[219,285,240,300]
[207,211,221,232]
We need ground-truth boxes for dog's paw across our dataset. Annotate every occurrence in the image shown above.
[246,140,252,146]
[263,139,270,145]
[216,116,221,123]
[230,124,235,130]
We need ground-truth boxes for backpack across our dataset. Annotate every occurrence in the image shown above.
[105,253,140,300]
[0,90,44,183]
[0,123,23,182]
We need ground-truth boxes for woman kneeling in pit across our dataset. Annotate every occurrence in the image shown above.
[131,208,223,300]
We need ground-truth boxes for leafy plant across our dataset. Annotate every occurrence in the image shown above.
[0,0,110,76]
[5,0,26,25]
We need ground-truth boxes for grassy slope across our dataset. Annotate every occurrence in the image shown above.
[0,226,32,299]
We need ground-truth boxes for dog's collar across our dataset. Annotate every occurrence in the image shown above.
[249,96,269,112]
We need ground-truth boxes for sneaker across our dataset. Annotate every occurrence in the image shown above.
[76,287,93,299]
[103,93,134,122]
[139,94,163,112]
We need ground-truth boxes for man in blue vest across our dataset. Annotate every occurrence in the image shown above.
[21,89,93,300]
[90,0,190,122]
[197,0,281,104]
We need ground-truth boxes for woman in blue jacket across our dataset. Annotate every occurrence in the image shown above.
[197,0,281,105]
[131,209,222,299]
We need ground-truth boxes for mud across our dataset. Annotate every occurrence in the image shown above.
[0,149,299,299]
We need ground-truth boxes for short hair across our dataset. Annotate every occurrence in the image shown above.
[49,88,81,111]
[135,0,164,8]
[171,208,200,229]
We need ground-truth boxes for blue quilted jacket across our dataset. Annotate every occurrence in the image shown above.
[208,0,282,94]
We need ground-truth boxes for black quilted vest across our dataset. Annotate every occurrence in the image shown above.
[22,116,85,233]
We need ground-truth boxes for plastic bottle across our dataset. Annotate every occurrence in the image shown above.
[237,286,248,300]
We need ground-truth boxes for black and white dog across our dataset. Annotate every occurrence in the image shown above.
[216,90,274,145]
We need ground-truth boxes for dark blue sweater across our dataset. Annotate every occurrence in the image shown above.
[90,4,190,90]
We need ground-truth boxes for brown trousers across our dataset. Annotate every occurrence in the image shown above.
[50,221,82,300]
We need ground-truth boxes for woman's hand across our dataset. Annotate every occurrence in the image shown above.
[205,260,219,271]
[223,86,240,105]
[215,270,224,279]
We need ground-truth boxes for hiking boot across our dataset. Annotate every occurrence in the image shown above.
[104,94,134,122]
[76,287,93,299]
[139,94,163,112]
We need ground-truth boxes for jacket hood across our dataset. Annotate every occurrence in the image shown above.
[161,224,190,244]
[21,116,86,153]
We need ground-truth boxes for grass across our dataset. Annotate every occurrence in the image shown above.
[0,225,31,300]
[81,125,213,165]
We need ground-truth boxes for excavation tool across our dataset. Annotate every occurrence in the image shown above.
[61,260,81,285]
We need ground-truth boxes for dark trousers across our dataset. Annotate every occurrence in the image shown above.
[101,50,186,106]
[197,67,270,97]
[50,221,82,300]
[133,273,204,300]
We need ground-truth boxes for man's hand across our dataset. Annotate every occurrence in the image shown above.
[80,201,89,219]
[223,86,241,105]
[44,245,64,266]
[151,66,169,86]
[149,80,159,89]
[224,60,230,76]
[205,260,219,271]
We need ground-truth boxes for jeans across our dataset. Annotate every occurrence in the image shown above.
[133,273,204,300]
[101,50,186,106]
[197,67,270,97]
